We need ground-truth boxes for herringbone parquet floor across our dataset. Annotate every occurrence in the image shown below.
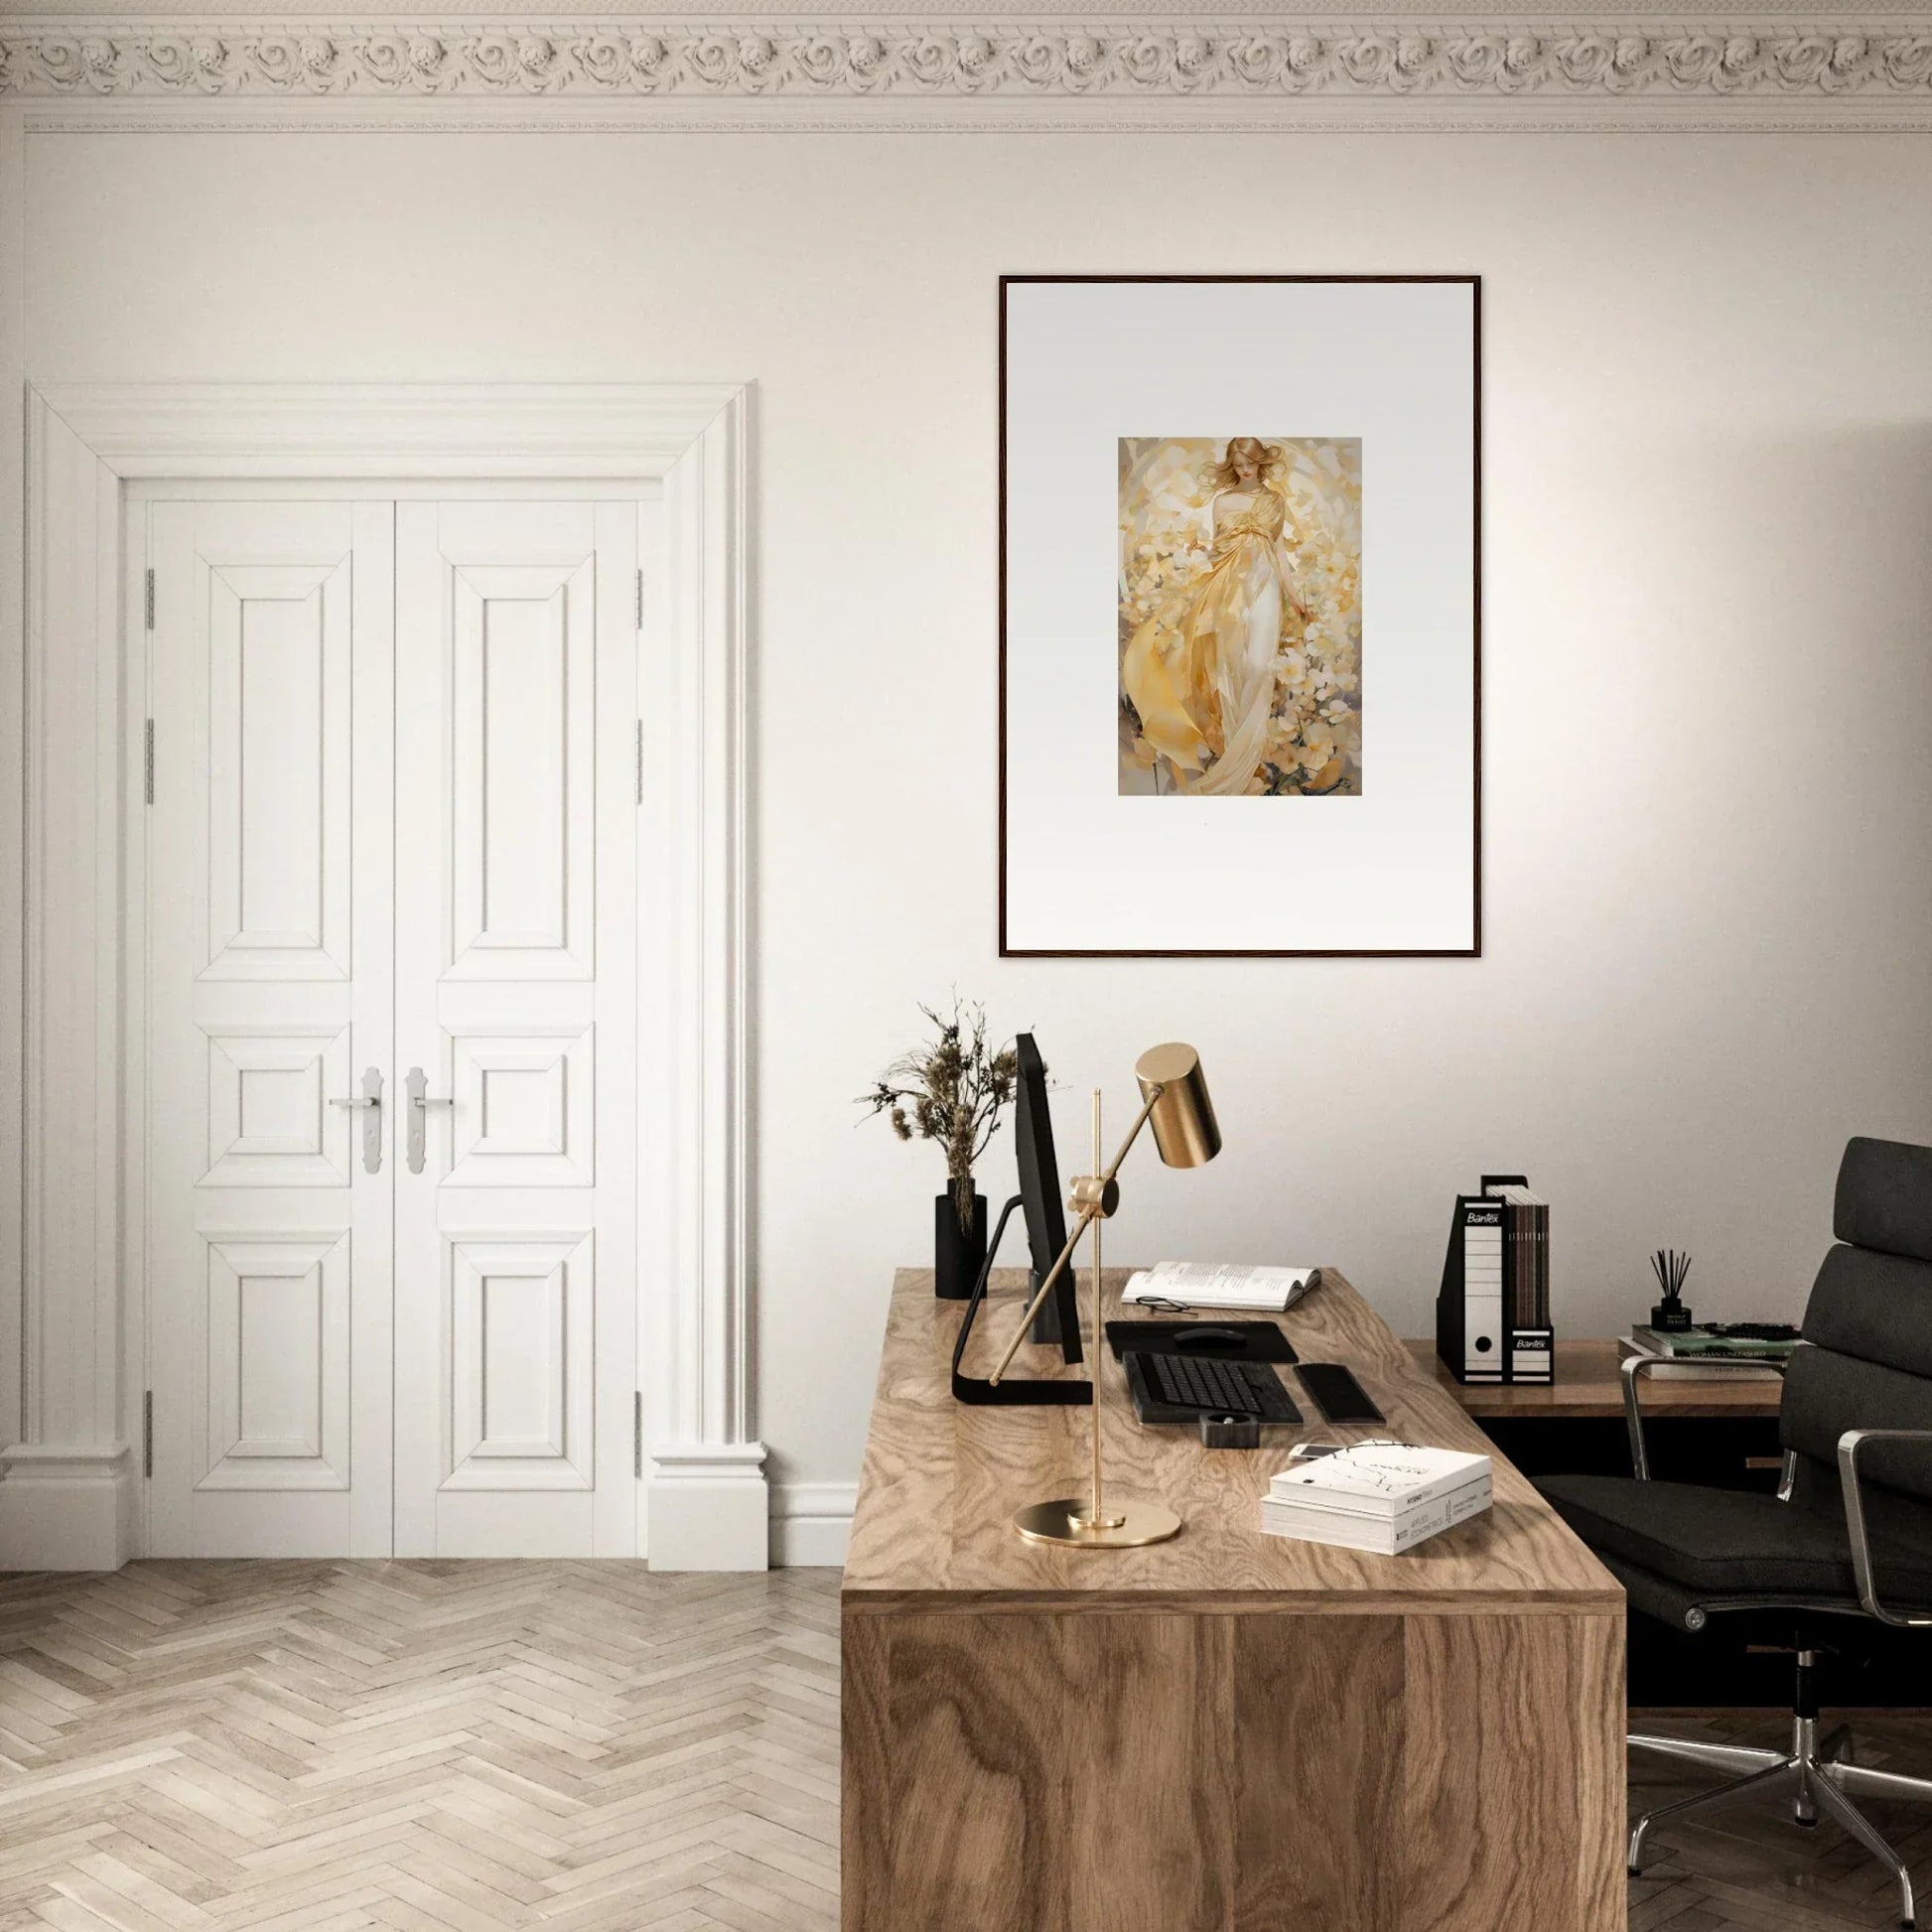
[0,1563,840,1932]
[0,1563,1927,1930]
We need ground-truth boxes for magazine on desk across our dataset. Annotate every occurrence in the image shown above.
[1121,1261,1317,1312]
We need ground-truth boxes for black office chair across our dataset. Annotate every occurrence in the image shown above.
[1540,1136,1932,1930]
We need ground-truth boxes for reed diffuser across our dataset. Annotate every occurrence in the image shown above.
[1649,1248,1694,1332]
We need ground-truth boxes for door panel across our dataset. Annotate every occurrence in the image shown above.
[204,565,351,978]
[147,501,394,1557]
[393,500,638,1557]
[449,561,596,977]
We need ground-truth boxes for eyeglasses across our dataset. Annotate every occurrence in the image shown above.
[1286,1437,1414,1462]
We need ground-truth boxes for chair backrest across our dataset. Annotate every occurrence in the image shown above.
[1780,1137,1932,1508]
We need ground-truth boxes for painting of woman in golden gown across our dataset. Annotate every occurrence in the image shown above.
[1119,436,1362,796]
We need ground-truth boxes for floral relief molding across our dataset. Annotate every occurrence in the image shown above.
[3,17,1932,119]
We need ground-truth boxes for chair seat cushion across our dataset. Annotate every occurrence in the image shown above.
[1538,1473,1932,1603]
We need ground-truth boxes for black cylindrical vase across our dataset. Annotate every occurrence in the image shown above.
[934,1188,988,1300]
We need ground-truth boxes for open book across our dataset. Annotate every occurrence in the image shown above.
[1121,1261,1318,1313]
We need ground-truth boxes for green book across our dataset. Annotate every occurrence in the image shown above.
[1631,1325,1798,1360]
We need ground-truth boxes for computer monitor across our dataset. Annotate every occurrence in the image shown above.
[1014,1034,1083,1363]
[948,1031,1089,1405]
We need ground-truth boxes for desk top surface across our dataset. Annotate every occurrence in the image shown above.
[1409,1337,1784,1420]
[842,1268,1621,1615]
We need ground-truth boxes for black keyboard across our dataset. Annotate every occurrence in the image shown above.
[1129,1351,1302,1424]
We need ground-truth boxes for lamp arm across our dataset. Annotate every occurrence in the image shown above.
[1095,1086,1165,1190]
[986,1086,1165,1387]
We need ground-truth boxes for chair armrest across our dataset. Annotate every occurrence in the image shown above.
[1837,1429,1932,1627]
[1621,1351,1789,1481]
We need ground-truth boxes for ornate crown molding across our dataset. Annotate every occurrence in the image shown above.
[4,16,1931,121]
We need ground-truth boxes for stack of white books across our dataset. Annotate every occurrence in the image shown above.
[1260,1444,1493,1555]
[1121,1261,1318,1312]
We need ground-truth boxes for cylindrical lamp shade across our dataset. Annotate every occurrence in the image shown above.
[1134,1042,1221,1169]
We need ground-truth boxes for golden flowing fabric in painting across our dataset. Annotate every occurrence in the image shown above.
[1119,437,1362,797]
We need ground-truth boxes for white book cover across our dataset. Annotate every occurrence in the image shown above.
[1121,1261,1316,1311]
[1269,1443,1490,1516]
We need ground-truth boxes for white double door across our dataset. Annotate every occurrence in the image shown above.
[145,491,641,1558]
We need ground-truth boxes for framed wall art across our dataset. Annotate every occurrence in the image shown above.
[999,274,1480,957]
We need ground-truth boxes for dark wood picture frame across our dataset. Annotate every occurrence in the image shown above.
[997,272,1482,959]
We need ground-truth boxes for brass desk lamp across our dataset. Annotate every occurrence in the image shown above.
[987,1042,1221,1548]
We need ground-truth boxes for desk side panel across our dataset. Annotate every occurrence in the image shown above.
[847,1607,1624,1932]
[845,1609,1070,1932]
[1233,1613,1406,1932]
[1403,1611,1626,1932]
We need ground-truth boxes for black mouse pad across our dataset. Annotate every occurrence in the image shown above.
[1104,1319,1298,1365]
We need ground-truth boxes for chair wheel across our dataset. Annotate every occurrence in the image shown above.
[1794,1815,1819,1829]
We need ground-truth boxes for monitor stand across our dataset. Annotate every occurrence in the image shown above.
[951,1195,1092,1407]
[1030,1275,1070,1346]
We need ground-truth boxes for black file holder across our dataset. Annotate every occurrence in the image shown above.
[1436,1173,1554,1387]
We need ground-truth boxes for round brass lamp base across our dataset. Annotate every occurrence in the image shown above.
[1013,1497,1182,1548]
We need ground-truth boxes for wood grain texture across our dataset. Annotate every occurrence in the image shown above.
[887,1614,1068,1932]
[1063,1614,1233,1931]
[1409,1337,1784,1419]
[840,1609,1625,1932]
[843,1269,1621,1613]
[1232,1614,1405,1932]
[1403,1612,1626,1932]
[840,1609,891,1932]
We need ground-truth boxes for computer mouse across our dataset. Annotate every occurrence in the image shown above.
[1173,1326,1248,1351]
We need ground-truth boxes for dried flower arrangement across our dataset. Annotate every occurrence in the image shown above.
[861,999,1020,1235]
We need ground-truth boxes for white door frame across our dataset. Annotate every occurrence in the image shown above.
[2,381,764,1572]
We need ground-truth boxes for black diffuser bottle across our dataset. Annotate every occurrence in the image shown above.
[1650,1249,1694,1332]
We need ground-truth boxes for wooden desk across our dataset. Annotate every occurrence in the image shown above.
[843,1269,1625,1932]
[1409,1336,1783,1420]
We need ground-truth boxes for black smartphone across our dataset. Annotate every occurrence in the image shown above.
[1297,1362,1385,1425]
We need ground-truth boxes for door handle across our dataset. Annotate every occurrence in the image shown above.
[405,1066,455,1175]
[330,1066,384,1174]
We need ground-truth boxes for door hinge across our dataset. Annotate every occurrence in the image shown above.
[144,720,155,805]
[143,568,155,631]
[633,1392,643,1479]
[142,1391,154,1478]
[635,568,644,630]
[634,720,644,805]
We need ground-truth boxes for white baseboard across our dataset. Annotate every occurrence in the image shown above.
[0,1445,136,1571]
[770,1481,855,1569]
[0,1443,851,1573]
[646,1443,769,1572]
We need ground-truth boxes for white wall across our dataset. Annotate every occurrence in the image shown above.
[17,127,1932,1525]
